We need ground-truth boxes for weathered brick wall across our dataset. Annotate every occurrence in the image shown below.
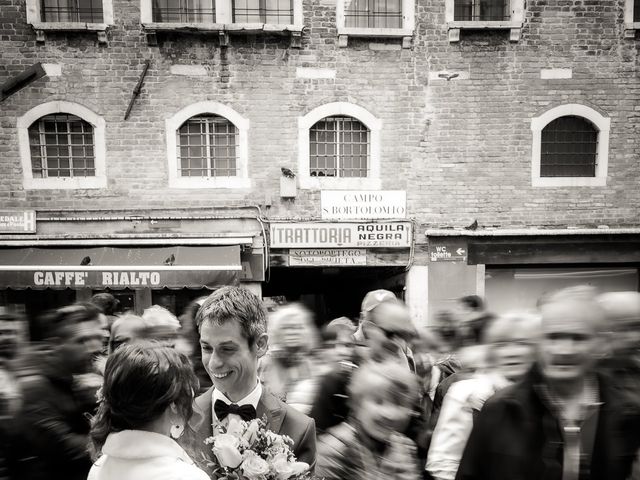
[1,0,639,229]
[412,0,640,230]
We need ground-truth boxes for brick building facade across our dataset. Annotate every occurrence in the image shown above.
[1,0,639,327]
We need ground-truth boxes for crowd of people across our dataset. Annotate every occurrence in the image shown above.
[0,284,639,480]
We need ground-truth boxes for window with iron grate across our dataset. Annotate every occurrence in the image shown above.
[344,0,402,28]
[177,115,239,178]
[309,116,369,178]
[453,0,509,21]
[152,0,215,22]
[40,0,104,22]
[28,114,96,178]
[540,116,598,178]
[230,0,292,23]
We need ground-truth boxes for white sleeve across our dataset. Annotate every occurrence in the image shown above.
[425,382,475,480]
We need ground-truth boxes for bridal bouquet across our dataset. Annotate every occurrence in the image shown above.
[203,416,311,480]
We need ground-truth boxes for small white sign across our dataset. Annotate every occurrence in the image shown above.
[0,210,36,233]
[321,190,407,220]
[289,249,366,266]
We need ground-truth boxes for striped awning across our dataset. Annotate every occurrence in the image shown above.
[0,245,241,290]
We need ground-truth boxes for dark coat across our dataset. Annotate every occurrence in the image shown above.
[456,367,640,480]
[189,386,317,469]
[12,358,94,480]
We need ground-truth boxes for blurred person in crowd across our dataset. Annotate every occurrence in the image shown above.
[0,313,23,416]
[141,304,181,347]
[325,316,356,338]
[13,303,103,480]
[597,291,640,403]
[88,342,208,480]
[0,313,24,480]
[90,293,121,337]
[189,286,316,468]
[310,289,417,434]
[91,293,121,319]
[412,325,458,402]
[456,287,640,480]
[107,313,147,354]
[319,318,356,369]
[260,303,320,413]
[316,360,421,480]
[179,296,212,392]
[426,311,541,480]
[429,300,495,433]
[409,326,456,461]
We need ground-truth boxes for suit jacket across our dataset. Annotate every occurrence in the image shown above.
[455,366,640,480]
[188,386,317,470]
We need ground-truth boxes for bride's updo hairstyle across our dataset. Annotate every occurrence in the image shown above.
[89,342,199,458]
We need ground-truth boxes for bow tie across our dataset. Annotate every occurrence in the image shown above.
[214,399,257,421]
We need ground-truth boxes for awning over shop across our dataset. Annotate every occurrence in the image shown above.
[0,245,241,290]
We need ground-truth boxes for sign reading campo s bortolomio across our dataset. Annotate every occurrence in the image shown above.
[270,222,412,248]
[321,191,406,220]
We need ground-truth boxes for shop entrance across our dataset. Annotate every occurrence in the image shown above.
[263,266,406,326]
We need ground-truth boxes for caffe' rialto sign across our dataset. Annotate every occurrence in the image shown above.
[33,270,162,287]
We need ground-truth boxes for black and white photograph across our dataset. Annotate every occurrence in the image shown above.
[1,0,640,477]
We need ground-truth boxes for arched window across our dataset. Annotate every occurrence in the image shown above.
[298,102,381,189]
[18,101,107,189]
[309,116,369,178]
[541,116,598,178]
[166,102,250,189]
[177,114,239,178]
[530,104,610,187]
[28,113,96,178]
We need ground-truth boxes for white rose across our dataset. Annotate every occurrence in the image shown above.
[240,452,270,479]
[213,433,243,468]
[272,453,309,480]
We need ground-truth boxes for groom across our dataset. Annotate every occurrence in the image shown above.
[190,286,316,469]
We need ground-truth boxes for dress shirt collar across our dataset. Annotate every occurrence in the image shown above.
[212,380,262,422]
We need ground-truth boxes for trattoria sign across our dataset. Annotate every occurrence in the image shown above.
[270,222,412,248]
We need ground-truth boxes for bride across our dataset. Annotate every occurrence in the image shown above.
[88,342,208,480]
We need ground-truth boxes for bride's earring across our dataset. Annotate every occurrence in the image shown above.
[170,423,184,439]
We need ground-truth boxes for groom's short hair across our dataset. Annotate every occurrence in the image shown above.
[195,286,267,347]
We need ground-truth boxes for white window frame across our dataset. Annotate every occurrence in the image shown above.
[445,0,524,42]
[140,0,303,31]
[166,102,250,189]
[336,0,415,44]
[624,0,640,37]
[298,102,381,190]
[17,101,107,190]
[531,104,610,187]
[26,0,113,41]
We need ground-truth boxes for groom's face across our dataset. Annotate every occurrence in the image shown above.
[200,318,266,402]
